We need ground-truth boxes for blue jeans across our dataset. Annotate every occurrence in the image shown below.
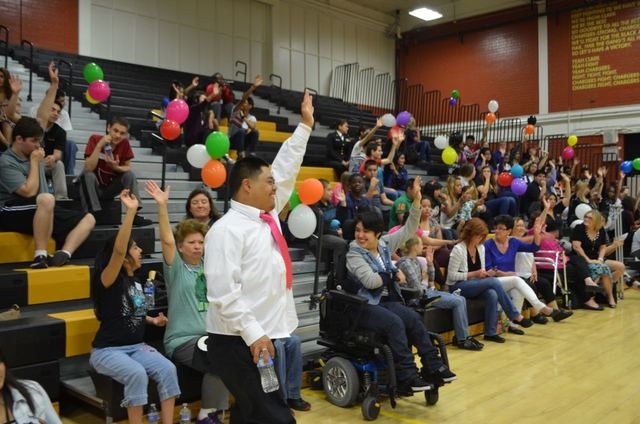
[447,278,520,337]
[274,334,303,401]
[426,288,469,341]
[90,343,180,407]
[64,139,78,175]
[484,196,517,216]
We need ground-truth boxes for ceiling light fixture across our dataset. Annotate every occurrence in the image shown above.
[408,7,443,22]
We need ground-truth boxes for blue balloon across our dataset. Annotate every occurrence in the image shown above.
[511,163,524,178]
[162,96,170,108]
[329,219,341,231]
[620,160,633,175]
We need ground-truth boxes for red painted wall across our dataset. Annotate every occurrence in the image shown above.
[399,18,539,118]
[0,0,78,54]
[548,2,640,112]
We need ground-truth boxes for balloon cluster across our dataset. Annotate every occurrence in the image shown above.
[380,111,412,128]
[448,89,460,106]
[159,99,190,141]
[83,63,110,104]
[286,179,323,239]
[185,132,231,188]
[562,134,577,160]
[620,156,640,175]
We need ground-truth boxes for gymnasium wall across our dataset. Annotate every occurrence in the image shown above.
[0,0,78,54]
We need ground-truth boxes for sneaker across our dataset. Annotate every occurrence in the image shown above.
[132,214,152,226]
[50,250,70,267]
[400,374,433,392]
[455,337,483,351]
[196,412,223,424]
[287,398,311,411]
[30,255,49,269]
[432,366,457,383]
[531,314,549,325]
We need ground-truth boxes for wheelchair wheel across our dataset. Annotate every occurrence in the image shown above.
[361,395,381,421]
[322,356,360,407]
[425,388,439,406]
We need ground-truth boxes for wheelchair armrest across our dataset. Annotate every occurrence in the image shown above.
[328,289,368,306]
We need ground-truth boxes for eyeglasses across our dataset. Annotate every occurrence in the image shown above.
[494,227,509,232]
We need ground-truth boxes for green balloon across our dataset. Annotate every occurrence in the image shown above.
[83,62,104,83]
[451,89,460,99]
[289,190,301,210]
[205,131,230,159]
[633,158,640,171]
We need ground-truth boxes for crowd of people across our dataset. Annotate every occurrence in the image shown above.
[1,59,638,423]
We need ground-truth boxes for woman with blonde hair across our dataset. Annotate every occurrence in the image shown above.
[570,209,618,308]
[446,218,530,343]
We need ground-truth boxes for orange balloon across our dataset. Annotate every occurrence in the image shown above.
[298,178,324,205]
[485,112,496,124]
[525,124,535,135]
[201,160,227,188]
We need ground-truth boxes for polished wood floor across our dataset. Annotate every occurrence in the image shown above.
[62,289,640,423]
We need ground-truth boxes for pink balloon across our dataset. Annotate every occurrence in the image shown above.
[562,146,575,160]
[87,80,111,103]
[166,99,189,125]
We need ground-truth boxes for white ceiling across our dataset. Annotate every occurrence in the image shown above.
[343,0,534,32]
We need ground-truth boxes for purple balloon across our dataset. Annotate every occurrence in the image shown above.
[87,80,110,103]
[166,99,189,125]
[396,111,411,127]
[510,177,527,196]
[448,97,457,106]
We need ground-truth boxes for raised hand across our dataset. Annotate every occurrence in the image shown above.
[375,117,383,128]
[48,61,59,85]
[145,180,170,205]
[253,74,263,87]
[119,189,139,211]
[191,76,199,87]
[413,176,422,203]
[335,187,346,203]
[300,90,314,127]
[9,74,22,94]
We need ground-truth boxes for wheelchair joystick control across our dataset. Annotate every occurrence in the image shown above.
[257,349,280,393]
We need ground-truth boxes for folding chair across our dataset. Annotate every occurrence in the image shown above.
[534,250,570,309]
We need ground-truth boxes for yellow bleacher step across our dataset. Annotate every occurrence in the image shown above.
[20,265,90,305]
[0,232,56,264]
[297,167,336,182]
[49,308,98,357]
[219,125,291,143]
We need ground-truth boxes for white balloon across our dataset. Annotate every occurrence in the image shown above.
[488,100,499,113]
[381,113,396,128]
[186,144,209,168]
[434,135,448,150]
[570,219,583,229]
[575,203,591,220]
[287,204,317,239]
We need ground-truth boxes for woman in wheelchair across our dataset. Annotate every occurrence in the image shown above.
[446,218,534,343]
[345,177,457,393]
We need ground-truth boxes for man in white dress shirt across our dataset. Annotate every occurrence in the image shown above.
[204,91,314,423]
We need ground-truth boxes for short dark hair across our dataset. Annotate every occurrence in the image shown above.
[363,159,378,171]
[355,209,385,235]
[12,116,44,143]
[535,169,546,177]
[336,119,347,129]
[494,214,515,230]
[466,135,475,141]
[55,88,66,99]
[365,142,381,157]
[229,156,270,196]
[109,116,130,129]
[460,163,475,178]
[53,100,63,110]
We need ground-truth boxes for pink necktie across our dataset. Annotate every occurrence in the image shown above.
[260,212,293,289]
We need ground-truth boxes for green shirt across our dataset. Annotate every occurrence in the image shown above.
[388,193,412,228]
[163,252,209,357]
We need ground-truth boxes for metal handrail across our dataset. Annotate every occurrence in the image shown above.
[20,40,34,101]
[57,59,73,118]
[269,74,282,114]
[0,25,8,69]
[235,61,247,83]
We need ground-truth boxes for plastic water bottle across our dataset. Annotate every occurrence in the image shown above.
[144,270,156,309]
[257,350,279,393]
[179,403,191,424]
[47,179,54,194]
[103,143,114,161]
[147,403,159,423]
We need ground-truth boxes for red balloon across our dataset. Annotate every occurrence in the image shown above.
[497,171,514,188]
[485,112,496,124]
[298,178,324,205]
[160,119,181,141]
[201,160,227,188]
[387,125,402,139]
[525,124,535,135]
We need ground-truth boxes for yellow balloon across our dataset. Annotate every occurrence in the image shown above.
[85,91,100,104]
[442,146,457,165]
[567,134,578,146]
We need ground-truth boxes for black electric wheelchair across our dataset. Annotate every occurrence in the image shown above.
[315,270,450,421]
